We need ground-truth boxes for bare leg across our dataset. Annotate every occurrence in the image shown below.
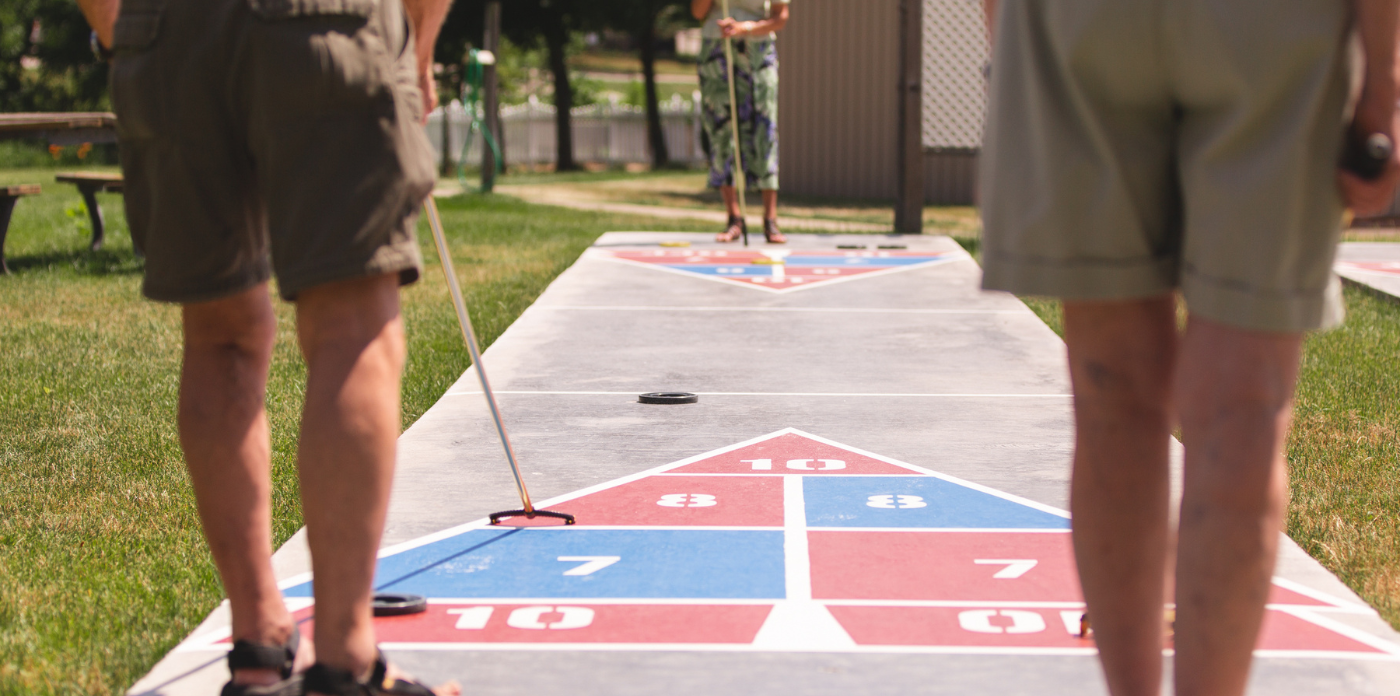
[1173,317,1300,696]
[762,189,777,220]
[179,283,309,686]
[295,273,406,679]
[719,185,742,218]
[1064,297,1178,696]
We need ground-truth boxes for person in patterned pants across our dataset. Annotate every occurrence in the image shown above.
[693,0,790,243]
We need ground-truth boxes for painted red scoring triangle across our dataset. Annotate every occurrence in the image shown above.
[542,475,784,527]
[669,432,918,475]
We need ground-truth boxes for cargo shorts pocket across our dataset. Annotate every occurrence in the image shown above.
[108,0,165,140]
[247,0,389,112]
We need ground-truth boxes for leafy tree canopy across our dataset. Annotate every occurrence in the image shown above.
[1,0,109,112]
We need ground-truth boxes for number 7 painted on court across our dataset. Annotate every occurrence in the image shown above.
[558,556,622,576]
[973,559,1037,579]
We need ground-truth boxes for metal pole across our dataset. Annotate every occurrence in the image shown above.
[721,0,748,246]
[424,198,546,522]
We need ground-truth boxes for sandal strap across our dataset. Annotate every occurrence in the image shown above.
[220,674,303,696]
[304,654,436,696]
[227,627,300,678]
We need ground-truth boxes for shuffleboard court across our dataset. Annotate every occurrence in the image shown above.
[132,233,1400,696]
[1335,241,1400,300]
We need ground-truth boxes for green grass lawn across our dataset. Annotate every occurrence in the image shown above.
[0,168,712,695]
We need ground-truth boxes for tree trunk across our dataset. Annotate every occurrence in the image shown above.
[543,10,578,171]
[482,0,504,187]
[638,11,669,170]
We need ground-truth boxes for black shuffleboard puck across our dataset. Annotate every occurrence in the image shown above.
[639,392,699,405]
[372,593,428,616]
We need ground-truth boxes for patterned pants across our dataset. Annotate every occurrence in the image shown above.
[698,37,779,190]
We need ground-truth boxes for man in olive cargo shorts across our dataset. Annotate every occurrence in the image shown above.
[78,0,457,693]
[979,0,1400,694]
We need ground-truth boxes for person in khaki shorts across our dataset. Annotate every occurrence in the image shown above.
[980,0,1400,694]
[78,0,458,694]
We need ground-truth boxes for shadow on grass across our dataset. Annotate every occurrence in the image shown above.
[5,246,144,276]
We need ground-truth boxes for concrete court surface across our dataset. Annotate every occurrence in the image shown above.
[131,232,1400,695]
[1336,241,1400,300]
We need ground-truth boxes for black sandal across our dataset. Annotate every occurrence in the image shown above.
[763,218,786,244]
[303,653,444,696]
[221,627,303,696]
[716,215,746,243]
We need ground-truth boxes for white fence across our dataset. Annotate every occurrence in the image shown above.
[426,95,707,168]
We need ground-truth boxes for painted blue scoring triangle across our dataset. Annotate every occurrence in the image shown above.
[283,528,786,600]
[803,476,1069,529]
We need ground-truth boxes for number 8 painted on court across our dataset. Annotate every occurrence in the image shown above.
[866,494,927,509]
[657,493,717,507]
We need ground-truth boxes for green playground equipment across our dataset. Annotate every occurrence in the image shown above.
[457,48,504,193]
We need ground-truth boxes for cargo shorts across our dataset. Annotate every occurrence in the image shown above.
[109,0,436,303]
[979,0,1352,332]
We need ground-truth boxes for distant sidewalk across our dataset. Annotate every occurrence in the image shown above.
[491,184,893,233]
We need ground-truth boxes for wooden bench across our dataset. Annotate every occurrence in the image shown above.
[0,184,42,274]
[55,172,125,253]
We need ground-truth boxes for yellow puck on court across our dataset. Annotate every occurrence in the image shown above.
[751,258,785,265]
[660,241,691,247]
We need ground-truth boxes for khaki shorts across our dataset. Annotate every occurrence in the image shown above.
[979,0,1351,332]
[110,0,435,303]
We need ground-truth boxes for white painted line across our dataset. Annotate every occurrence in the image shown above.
[175,639,1400,660]
[369,642,1102,656]
[1273,607,1400,656]
[783,476,811,601]
[445,391,1072,398]
[535,306,1031,314]
[1270,576,1376,612]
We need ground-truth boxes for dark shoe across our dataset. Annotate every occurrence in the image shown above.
[221,628,303,696]
[716,215,746,243]
[763,218,786,244]
[304,653,450,696]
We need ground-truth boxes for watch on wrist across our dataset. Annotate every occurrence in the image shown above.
[91,30,115,62]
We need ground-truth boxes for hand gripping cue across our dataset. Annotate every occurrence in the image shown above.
[721,0,748,246]
[422,198,575,526]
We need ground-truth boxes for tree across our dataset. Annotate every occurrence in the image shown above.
[503,0,582,171]
[0,0,110,112]
[580,0,690,170]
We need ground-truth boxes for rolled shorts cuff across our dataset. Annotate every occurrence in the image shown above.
[142,265,273,305]
[1181,268,1344,333]
[276,240,423,302]
[979,251,1176,301]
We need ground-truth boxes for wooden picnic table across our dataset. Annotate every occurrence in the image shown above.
[55,172,125,254]
[0,184,42,274]
[0,112,118,146]
[0,115,127,273]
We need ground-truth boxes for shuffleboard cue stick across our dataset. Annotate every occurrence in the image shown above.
[721,0,748,246]
[422,198,575,526]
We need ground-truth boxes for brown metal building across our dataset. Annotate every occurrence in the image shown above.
[776,0,984,207]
